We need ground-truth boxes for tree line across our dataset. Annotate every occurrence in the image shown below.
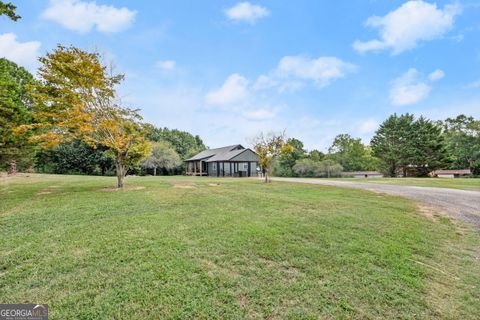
[270,113,479,178]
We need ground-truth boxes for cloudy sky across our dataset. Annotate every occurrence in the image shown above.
[2,0,480,150]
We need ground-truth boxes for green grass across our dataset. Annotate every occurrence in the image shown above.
[333,177,480,191]
[1,174,479,319]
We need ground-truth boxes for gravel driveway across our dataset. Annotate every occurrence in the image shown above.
[271,177,480,230]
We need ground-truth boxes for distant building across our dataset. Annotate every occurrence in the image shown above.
[343,171,384,178]
[185,144,259,177]
[433,169,471,178]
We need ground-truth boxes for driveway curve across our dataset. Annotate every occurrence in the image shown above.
[271,177,480,230]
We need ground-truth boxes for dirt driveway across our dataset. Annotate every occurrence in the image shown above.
[271,177,480,230]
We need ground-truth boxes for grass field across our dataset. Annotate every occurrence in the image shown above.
[334,177,480,191]
[1,174,479,319]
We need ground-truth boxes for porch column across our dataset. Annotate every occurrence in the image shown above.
[194,161,197,175]
[199,160,202,176]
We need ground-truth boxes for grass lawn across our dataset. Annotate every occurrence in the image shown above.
[333,177,480,191]
[1,174,479,319]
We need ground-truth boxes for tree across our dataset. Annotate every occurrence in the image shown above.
[20,46,150,188]
[442,115,480,174]
[308,149,325,162]
[142,141,181,176]
[292,158,343,178]
[371,114,447,177]
[316,159,343,178]
[0,58,36,173]
[293,158,317,177]
[371,113,415,177]
[0,1,20,21]
[145,125,205,160]
[275,138,306,176]
[252,132,293,183]
[408,116,448,176]
[34,140,115,175]
[328,134,377,171]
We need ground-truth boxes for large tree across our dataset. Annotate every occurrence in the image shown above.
[371,114,447,177]
[442,115,480,174]
[0,58,35,173]
[371,114,415,176]
[328,134,378,171]
[253,132,293,183]
[408,116,448,176]
[21,46,150,188]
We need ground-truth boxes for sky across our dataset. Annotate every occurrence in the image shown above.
[1,0,480,151]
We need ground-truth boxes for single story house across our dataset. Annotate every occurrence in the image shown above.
[185,144,259,177]
[432,169,471,178]
[342,171,384,178]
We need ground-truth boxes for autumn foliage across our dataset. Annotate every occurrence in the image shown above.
[19,45,150,187]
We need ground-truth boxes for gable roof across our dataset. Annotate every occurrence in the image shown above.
[205,148,251,162]
[185,144,243,161]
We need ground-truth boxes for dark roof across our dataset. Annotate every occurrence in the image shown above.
[206,148,250,162]
[185,144,243,161]
[434,169,471,175]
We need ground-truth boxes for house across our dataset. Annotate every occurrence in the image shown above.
[343,171,384,178]
[433,169,471,178]
[185,144,259,177]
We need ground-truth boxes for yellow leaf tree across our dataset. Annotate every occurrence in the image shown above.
[253,131,293,183]
[21,45,150,188]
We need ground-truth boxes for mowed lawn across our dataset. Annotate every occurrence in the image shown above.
[334,177,480,191]
[1,175,479,319]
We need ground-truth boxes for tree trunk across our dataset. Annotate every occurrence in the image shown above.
[7,160,17,175]
[154,167,157,176]
[115,159,125,188]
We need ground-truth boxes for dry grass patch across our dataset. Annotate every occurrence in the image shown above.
[99,185,145,191]
[173,182,195,189]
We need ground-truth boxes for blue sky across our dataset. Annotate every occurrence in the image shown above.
[1,0,480,150]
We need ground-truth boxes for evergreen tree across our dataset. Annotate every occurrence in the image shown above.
[371,114,447,177]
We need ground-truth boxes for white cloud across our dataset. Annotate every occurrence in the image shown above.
[42,0,137,33]
[358,119,379,134]
[428,69,445,81]
[0,33,41,71]
[465,79,480,89]
[155,60,176,71]
[353,1,462,55]
[255,55,356,92]
[205,73,249,106]
[390,68,431,106]
[225,2,270,24]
